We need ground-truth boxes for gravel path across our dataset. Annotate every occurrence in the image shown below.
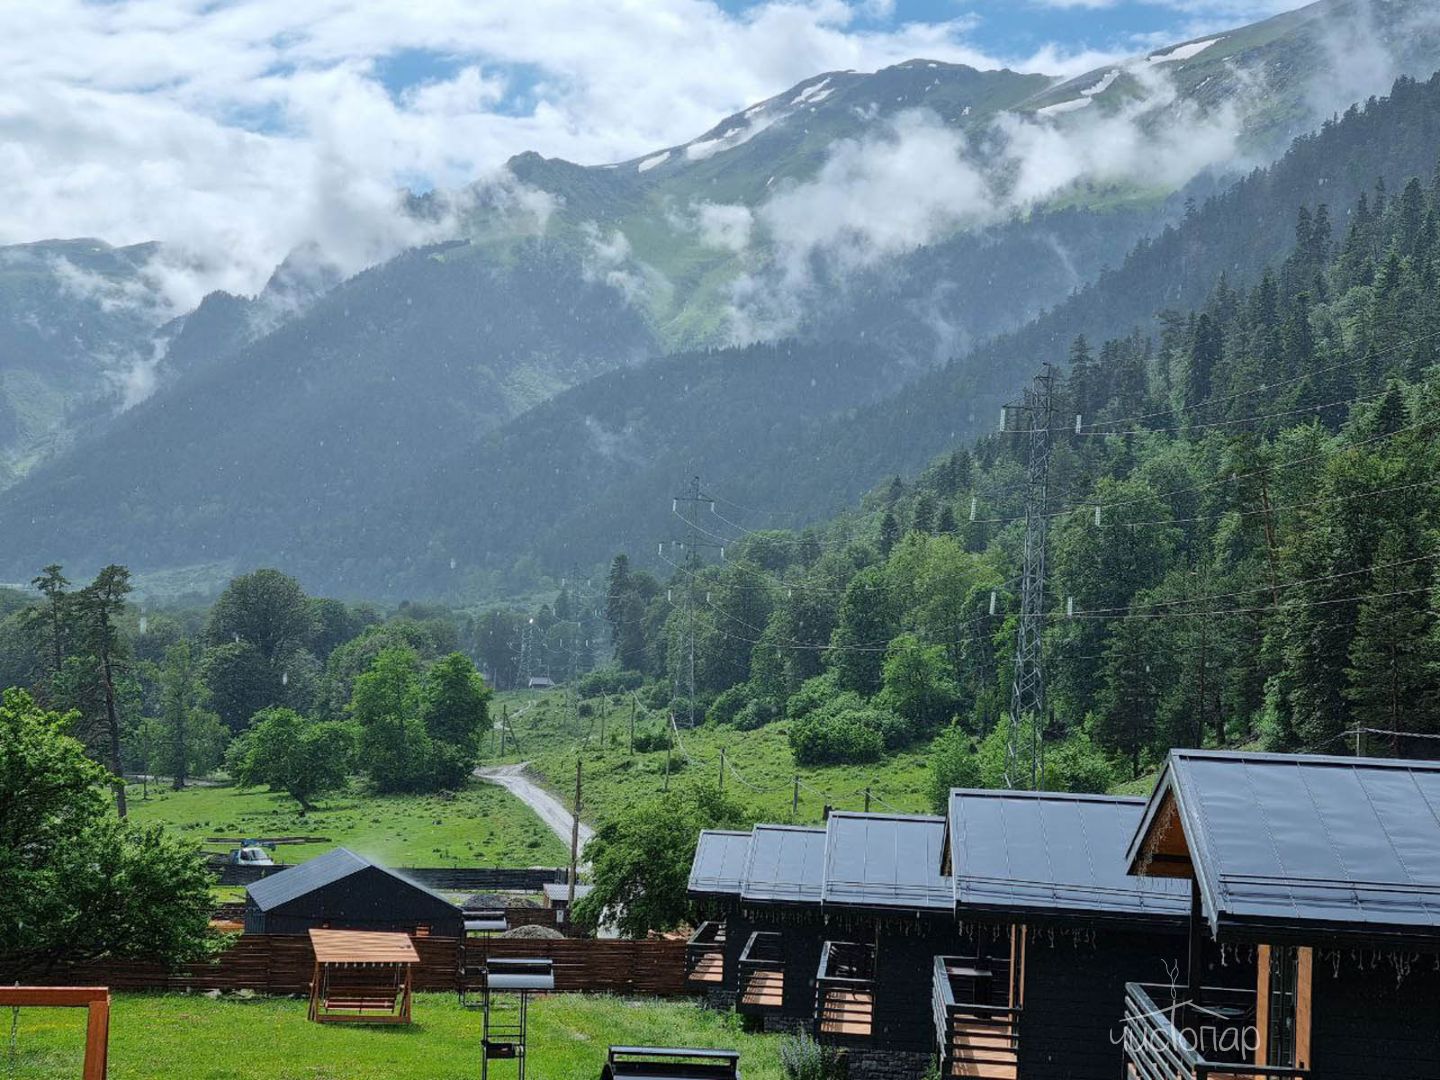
[475,762,595,861]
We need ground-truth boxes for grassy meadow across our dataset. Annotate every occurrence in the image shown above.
[4,992,783,1080]
[127,777,569,868]
[490,689,938,826]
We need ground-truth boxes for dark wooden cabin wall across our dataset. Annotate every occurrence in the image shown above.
[743,907,828,1020]
[1310,953,1440,1080]
[872,916,979,1054]
[1019,927,1190,1080]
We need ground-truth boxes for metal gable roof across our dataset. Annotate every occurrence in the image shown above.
[822,812,952,911]
[740,824,826,904]
[687,830,753,896]
[949,789,1191,922]
[246,846,460,914]
[1132,749,1440,941]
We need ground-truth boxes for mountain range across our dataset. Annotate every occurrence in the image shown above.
[3,0,1440,599]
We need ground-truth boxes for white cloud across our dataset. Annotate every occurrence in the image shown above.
[0,0,1117,309]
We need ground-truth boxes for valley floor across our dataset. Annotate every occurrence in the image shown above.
[6,992,781,1079]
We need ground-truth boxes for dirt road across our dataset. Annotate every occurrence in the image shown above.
[475,762,595,860]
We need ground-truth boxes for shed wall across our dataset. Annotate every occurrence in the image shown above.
[257,866,464,937]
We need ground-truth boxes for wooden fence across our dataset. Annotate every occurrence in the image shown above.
[3,936,687,997]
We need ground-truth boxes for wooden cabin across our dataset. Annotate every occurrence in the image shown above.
[815,811,973,1077]
[245,847,464,937]
[734,824,829,1028]
[1125,749,1440,1080]
[686,829,753,995]
[939,789,1232,1080]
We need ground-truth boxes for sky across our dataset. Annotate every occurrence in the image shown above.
[0,0,1313,309]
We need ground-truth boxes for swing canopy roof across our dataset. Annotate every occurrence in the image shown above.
[308,929,419,965]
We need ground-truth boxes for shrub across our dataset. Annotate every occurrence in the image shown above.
[631,721,673,754]
[735,696,782,730]
[778,1035,844,1080]
[790,707,885,765]
[577,666,644,698]
[705,684,752,726]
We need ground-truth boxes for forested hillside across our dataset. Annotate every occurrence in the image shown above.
[594,140,1440,791]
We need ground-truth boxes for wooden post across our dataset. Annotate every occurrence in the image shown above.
[83,997,109,1080]
[863,786,871,812]
[1188,878,1204,1007]
[629,698,636,755]
[568,758,582,908]
[792,776,799,821]
[719,747,726,792]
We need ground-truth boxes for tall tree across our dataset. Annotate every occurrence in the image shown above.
[76,565,132,816]
[154,641,227,789]
[206,568,316,664]
[30,563,70,691]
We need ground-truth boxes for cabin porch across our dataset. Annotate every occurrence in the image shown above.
[932,953,1019,1079]
[814,940,875,1043]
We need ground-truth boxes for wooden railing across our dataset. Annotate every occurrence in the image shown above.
[932,955,1020,1079]
[736,931,785,1012]
[1123,983,1311,1080]
[814,941,875,1043]
[685,921,727,986]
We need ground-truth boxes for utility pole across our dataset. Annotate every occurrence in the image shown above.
[664,715,674,792]
[1004,364,1056,790]
[665,476,724,728]
[719,747,726,792]
[791,776,800,821]
[863,786,871,813]
[568,758,582,907]
[629,698,637,756]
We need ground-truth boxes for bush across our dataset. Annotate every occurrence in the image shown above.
[735,696,782,730]
[778,1035,843,1080]
[790,707,885,765]
[927,725,981,813]
[640,681,672,709]
[576,666,644,698]
[786,671,840,722]
[705,684,752,726]
[631,721,673,754]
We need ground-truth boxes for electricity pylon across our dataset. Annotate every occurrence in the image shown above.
[1005,365,1056,789]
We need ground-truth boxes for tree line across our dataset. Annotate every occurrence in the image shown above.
[597,164,1440,805]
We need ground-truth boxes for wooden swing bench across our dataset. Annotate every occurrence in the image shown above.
[0,987,110,1080]
[307,929,419,1024]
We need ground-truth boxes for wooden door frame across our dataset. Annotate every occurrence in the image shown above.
[0,986,110,1080]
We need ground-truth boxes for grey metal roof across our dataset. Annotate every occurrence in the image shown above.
[1129,749,1440,942]
[740,824,826,904]
[245,846,460,913]
[822,812,952,911]
[543,882,594,902]
[687,830,753,896]
[949,790,1191,922]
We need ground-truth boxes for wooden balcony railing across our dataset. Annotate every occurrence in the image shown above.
[932,954,1019,1079]
[685,921,727,986]
[737,931,784,1013]
[815,941,875,1043]
[1123,983,1311,1080]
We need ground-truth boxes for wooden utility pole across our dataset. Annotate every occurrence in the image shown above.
[719,747,726,792]
[863,786,871,812]
[629,698,636,755]
[568,758,582,908]
[791,776,800,821]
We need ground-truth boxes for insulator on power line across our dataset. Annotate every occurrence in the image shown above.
[719,546,725,560]
[989,591,997,616]
[710,501,715,512]
[705,592,711,602]
[667,589,673,602]
[969,496,978,522]
[658,542,664,554]
[1094,505,1102,527]
[673,499,678,512]
[1075,414,1083,434]
[999,407,1008,432]
[1066,597,1075,618]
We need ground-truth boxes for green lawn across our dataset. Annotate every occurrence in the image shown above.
[127,778,569,868]
[491,690,937,826]
[5,992,782,1080]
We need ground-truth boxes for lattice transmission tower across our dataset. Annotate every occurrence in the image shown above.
[1004,364,1056,789]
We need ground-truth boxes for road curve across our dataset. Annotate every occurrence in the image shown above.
[475,762,595,860]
